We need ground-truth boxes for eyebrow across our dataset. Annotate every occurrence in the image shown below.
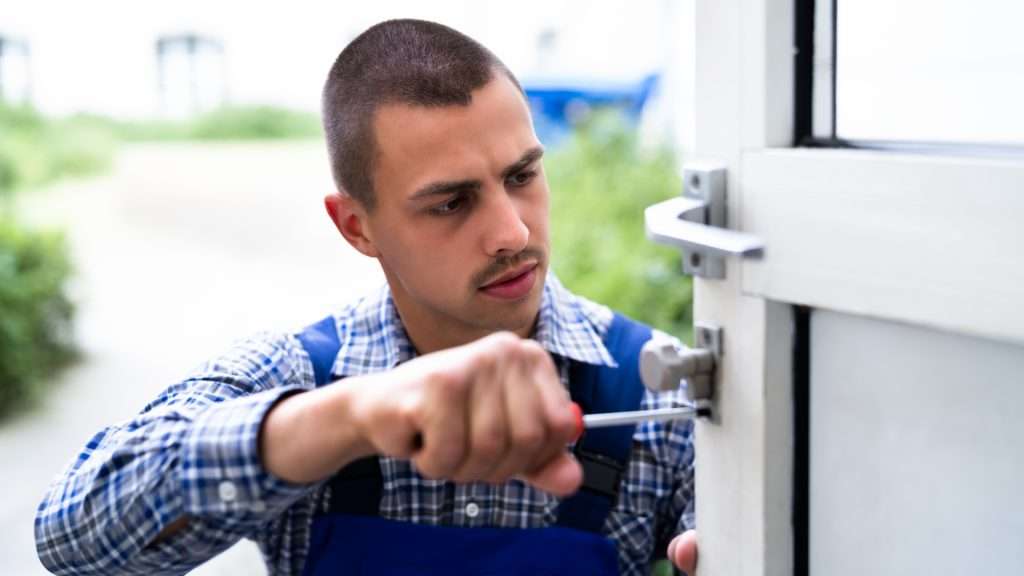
[409,146,545,202]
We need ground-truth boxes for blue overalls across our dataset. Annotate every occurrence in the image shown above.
[295,313,651,576]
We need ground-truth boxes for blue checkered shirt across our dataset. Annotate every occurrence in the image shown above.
[36,273,694,576]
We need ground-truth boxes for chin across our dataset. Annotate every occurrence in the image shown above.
[489,291,544,335]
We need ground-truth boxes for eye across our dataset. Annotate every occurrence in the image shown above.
[506,169,536,188]
[429,194,468,216]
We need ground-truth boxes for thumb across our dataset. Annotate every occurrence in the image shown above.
[667,530,698,575]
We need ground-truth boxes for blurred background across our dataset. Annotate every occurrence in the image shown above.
[0,1,692,574]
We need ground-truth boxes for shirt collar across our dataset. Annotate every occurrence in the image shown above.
[330,271,616,379]
[533,272,617,367]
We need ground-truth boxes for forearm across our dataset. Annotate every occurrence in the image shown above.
[35,387,314,575]
[260,377,375,484]
[35,332,319,574]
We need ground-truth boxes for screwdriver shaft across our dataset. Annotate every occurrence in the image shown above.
[582,406,697,428]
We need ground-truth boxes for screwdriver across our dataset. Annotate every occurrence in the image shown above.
[569,402,703,439]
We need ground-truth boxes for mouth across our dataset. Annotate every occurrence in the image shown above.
[479,262,539,300]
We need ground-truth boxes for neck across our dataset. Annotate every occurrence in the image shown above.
[389,291,537,356]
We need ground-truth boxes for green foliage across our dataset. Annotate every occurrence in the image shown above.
[0,103,320,196]
[0,216,76,417]
[0,105,115,195]
[102,106,322,141]
[548,113,693,342]
[651,559,677,576]
[190,105,322,140]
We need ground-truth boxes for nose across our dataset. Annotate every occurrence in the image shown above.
[481,190,529,257]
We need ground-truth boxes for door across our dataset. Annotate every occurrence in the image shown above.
[670,1,1024,574]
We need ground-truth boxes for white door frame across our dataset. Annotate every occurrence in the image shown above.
[687,1,796,575]
[687,1,1024,574]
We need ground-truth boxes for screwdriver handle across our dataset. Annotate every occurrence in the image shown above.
[570,402,585,440]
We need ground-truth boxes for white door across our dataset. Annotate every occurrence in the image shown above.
[668,1,1024,574]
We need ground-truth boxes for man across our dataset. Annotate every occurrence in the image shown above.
[36,19,698,576]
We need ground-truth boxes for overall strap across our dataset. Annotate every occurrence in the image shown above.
[295,315,341,387]
[296,316,382,516]
[555,313,652,534]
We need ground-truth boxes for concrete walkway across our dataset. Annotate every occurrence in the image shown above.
[0,142,384,575]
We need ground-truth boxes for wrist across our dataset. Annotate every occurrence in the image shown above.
[259,380,374,484]
[326,379,376,463]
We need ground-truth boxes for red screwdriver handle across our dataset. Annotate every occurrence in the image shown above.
[570,402,584,440]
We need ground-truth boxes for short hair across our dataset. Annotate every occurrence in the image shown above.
[322,19,523,210]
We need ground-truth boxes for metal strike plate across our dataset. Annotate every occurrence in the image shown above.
[644,162,765,279]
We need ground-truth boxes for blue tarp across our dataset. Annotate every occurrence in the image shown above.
[522,73,659,147]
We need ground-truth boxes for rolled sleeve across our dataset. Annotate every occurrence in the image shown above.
[35,331,321,575]
[182,386,312,521]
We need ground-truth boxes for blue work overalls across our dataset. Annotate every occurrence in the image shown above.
[295,313,651,575]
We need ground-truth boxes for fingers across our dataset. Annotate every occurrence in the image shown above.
[412,367,471,479]
[483,341,547,481]
[452,350,508,481]
[369,331,579,494]
[668,530,698,575]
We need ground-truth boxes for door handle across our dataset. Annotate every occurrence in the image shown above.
[645,163,764,279]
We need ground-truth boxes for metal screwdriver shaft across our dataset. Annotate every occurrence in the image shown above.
[569,403,704,439]
[582,406,698,428]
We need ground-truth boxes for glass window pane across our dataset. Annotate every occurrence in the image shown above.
[837,0,1024,146]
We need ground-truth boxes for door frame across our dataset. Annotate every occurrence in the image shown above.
[687,1,1024,574]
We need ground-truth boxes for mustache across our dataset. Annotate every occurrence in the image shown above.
[473,247,546,287]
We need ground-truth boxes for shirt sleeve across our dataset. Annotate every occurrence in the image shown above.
[34,331,319,575]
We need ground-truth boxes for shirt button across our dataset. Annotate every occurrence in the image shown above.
[218,481,238,502]
[465,502,480,518]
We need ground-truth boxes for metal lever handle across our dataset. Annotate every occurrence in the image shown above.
[645,196,764,258]
[644,164,764,279]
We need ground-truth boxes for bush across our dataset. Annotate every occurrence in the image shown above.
[100,106,322,141]
[548,113,693,342]
[191,105,322,140]
[0,105,115,196]
[0,216,76,417]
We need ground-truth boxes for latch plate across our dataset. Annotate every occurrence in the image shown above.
[681,165,728,279]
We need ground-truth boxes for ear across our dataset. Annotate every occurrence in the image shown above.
[324,193,381,258]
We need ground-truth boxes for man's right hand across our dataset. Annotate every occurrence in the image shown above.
[260,332,583,496]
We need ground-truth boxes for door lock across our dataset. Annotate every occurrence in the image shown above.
[639,323,722,419]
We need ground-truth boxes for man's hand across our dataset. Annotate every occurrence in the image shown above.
[347,331,582,495]
[261,331,582,496]
[668,530,698,574]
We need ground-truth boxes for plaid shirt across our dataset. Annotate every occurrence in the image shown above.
[36,273,694,576]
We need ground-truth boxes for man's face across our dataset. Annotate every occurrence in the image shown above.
[361,75,549,345]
